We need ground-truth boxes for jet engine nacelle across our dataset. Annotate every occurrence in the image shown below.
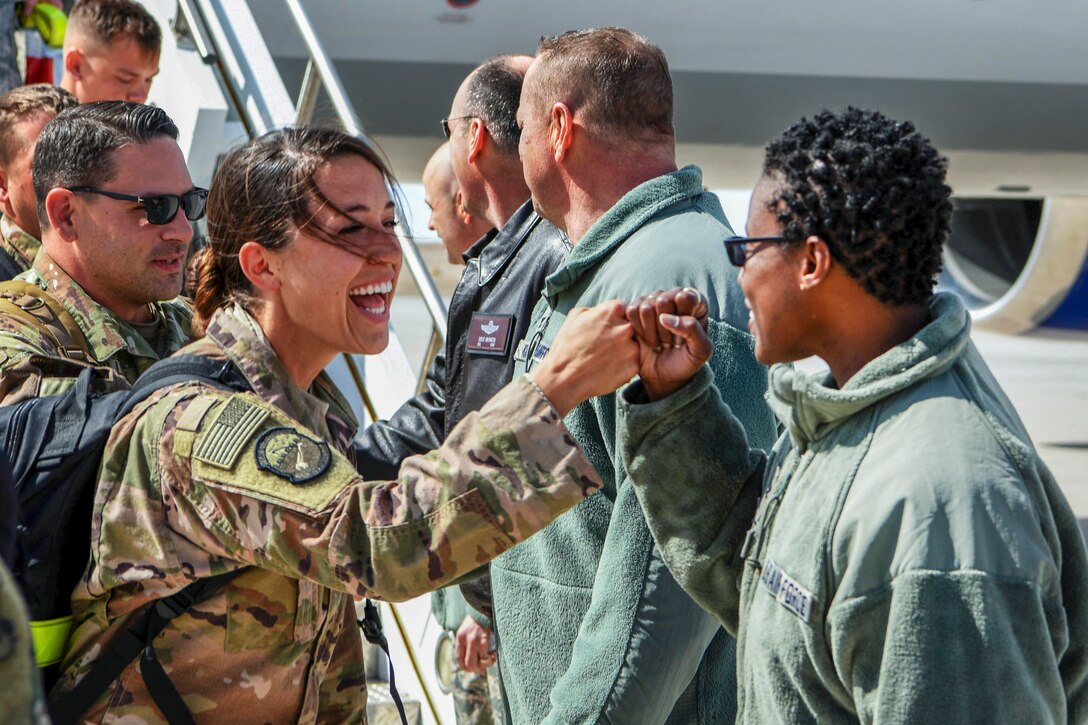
[941,197,1088,334]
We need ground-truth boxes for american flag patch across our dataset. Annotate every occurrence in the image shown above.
[193,397,269,469]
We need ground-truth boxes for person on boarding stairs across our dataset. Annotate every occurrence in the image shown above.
[60,0,161,104]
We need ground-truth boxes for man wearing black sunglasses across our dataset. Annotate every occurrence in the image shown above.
[0,101,198,405]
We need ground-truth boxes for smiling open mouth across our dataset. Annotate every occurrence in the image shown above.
[348,280,393,315]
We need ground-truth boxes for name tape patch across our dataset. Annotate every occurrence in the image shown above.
[531,342,550,365]
[467,313,514,356]
[760,559,815,623]
[194,398,269,469]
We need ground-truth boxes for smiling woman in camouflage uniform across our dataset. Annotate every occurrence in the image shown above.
[52,128,640,723]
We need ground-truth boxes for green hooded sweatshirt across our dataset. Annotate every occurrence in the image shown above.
[493,166,778,724]
[619,292,1088,723]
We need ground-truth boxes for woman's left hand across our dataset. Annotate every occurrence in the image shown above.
[626,287,713,401]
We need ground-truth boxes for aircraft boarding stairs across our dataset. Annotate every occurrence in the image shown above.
[142,1,458,721]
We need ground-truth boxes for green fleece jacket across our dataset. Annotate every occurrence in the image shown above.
[493,166,778,724]
[620,292,1088,723]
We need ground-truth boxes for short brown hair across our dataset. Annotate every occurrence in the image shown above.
[0,84,78,167]
[465,56,526,156]
[68,0,162,56]
[33,101,178,228]
[533,28,673,145]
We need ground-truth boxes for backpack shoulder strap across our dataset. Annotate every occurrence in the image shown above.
[0,248,23,281]
[47,569,245,724]
[118,354,252,420]
[0,281,92,362]
[47,354,253,722]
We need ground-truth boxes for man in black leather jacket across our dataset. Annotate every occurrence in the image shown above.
[355,54,569,723]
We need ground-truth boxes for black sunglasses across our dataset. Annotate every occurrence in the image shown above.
[440,115,477,139]
[722,235,794,267]
[67,186,209,225]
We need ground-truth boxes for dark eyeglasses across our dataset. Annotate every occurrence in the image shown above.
[440,115,477,139]
[67,186,209,225]
[722,235,793,267]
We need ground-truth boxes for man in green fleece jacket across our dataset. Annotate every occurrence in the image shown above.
[491,27,778,724]
[618,108,1088,723]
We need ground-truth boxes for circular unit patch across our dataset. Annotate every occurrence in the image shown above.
[255,427,333,484]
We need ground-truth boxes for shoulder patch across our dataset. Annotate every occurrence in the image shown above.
[177,396,218,432]
[193,397,270,469]
[254,427,332,484]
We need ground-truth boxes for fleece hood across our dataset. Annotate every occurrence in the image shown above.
[769,292,970,449]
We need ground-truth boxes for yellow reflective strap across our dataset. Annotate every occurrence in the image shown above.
[30,615,73,667]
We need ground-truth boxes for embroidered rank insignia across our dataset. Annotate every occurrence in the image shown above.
[254,427,332,484]
[194,398,269,469]
[760,558,816,623]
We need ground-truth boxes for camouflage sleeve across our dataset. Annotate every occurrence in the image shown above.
[145,376,601,602]
[0,317,126,405]
[0,321,67,405]
[316,599,369,718]
[0,561,49,725]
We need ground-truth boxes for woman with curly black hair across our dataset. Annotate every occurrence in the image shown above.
[617,108,1088,723]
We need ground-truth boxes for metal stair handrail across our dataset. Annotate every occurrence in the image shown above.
[177,0,449,352]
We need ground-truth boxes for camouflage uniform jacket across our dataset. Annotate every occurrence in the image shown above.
[55,303,601,724]
[0,215,41,277]
[0,248,193,404]
[0,560,48,725]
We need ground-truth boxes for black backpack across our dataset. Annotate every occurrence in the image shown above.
[0,448,17,569]
[0,247,23,281]
[1,354,251,722]
[5,354,410,725]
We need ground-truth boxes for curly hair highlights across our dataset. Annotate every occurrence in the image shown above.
[194,127,401,333]
[763,107,953,306]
